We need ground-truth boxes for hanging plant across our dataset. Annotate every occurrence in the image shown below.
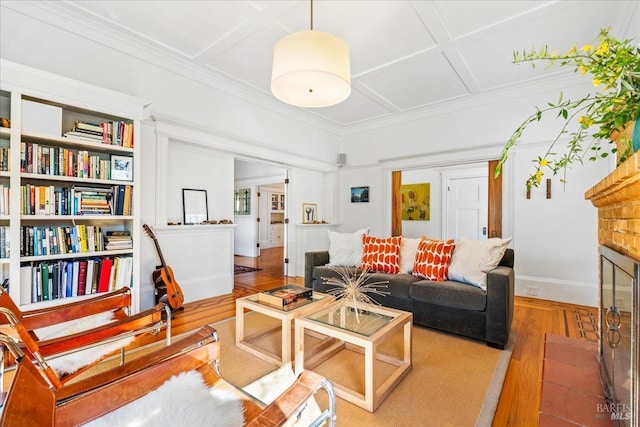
[495,27,640,190]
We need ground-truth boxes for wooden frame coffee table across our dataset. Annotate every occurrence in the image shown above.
[235,291,334,366]
[294,301,412,412]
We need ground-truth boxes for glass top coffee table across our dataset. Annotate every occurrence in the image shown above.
[235,290,334,366]
[294,301,412,412]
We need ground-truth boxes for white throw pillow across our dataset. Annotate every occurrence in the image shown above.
[327,228,369,266]
[399,237,422,274]
[447,237,512,290]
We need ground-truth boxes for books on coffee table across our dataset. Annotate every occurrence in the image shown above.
[258,285,312,309]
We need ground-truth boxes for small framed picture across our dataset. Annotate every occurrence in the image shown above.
[110,155,133,181]
[302,203,317,224]
[351,186,369,203]
[182,188,208,224]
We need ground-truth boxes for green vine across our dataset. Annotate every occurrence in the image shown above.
[495,28,640,190]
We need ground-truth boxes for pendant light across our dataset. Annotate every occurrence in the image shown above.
[271,0,351,108]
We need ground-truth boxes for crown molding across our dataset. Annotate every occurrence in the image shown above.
[151,114,335,173]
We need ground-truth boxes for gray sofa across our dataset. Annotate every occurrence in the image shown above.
[305,249,514,349]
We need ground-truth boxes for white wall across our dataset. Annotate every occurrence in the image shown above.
[336,82,614,306]
[511,142,610,306]
[337,166,387,236]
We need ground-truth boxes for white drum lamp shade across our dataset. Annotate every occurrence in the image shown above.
[271,30,351,108]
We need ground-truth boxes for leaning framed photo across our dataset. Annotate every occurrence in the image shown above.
[302,203,317,224]
[110,155,133,181]
[182,188,208,224]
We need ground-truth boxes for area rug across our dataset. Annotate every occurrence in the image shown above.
[234,264,261,275]
[213,314,514,427]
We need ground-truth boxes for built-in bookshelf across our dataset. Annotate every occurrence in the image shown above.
[0,60,145,312]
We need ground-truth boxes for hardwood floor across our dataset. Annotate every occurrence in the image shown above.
[166,246,599,426]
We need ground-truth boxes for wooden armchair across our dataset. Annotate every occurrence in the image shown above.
[1,325,336,426]
[0,287,171,390]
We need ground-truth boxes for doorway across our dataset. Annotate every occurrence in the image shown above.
[234,159,288,276]
[392,162,501,239]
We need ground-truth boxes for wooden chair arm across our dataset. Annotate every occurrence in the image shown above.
[37,303,166,357]
[20,287,133,330]
[246,370,336,427]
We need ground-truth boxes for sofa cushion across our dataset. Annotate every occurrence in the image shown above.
[361,235,402,273]
[399,237,422,274]
[410,280,487,311]
[327,228,369,267]
[412,238,455,281]
[312,267,418,299]
[447,237,512,290]
[367,272,420,298]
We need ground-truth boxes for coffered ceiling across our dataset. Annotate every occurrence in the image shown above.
[11,1,639,130]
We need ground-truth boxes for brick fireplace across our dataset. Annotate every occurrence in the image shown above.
[586,149,639,427]
[585,150,640,260]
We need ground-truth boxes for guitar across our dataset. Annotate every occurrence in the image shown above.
[143,224,184,310]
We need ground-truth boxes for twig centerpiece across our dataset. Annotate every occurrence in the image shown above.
[322,266,389,322]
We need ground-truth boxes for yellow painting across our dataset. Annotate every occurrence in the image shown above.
[401,183,430,221]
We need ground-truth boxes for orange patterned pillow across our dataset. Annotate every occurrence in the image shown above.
[361,235,402,273]
[412,238,455,281]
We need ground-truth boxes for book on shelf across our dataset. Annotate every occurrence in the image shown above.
[20,256,133,304]
[105,230,132,250]
[258,285,312,308]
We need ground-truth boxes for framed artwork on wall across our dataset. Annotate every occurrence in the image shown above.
[182,188,208,224]
[401,183,430,221]
[302,203,317,223]
[351,186,369,203]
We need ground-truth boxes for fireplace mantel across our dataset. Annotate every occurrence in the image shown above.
[585,150,640,261]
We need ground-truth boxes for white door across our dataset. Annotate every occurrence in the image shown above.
[444,172,488,241]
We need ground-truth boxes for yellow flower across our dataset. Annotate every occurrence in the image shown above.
[592,78,602,87]
[580,65,587,75]
[578,116,594,127]
[581,44,594,52]
[595,41,609,56]
[535,170,544,183]
[539,159,548,167]
[567,46,577,56]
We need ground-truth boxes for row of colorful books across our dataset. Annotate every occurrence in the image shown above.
[21,142,112,180]
[19,256,133,304]
[258,285,312,310]
[63,120,134,148]
[20,224,108,257]
[20,184,131,216]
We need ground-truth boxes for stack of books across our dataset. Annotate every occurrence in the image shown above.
[62,120,134,147]
[75,186,114,215]
[63,120,105,144]
[104,230,132,251]
[258,285,312,310]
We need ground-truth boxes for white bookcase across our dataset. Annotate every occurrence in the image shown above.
[0,60,146,313]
